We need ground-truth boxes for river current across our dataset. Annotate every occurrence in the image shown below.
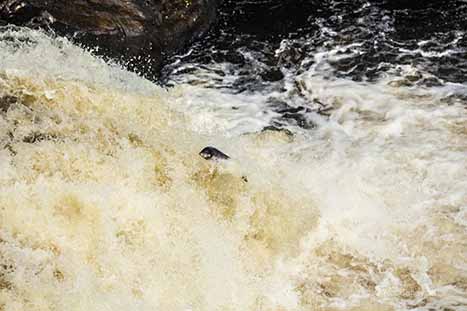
[0,1,467,310]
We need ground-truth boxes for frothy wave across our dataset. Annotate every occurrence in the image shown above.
[0,27,466,311]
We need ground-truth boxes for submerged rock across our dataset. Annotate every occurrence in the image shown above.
[261,125,293,137]
[199,146,230,160]
[0,95,16,113]
[0,0,221,79]
[260,67,284,82]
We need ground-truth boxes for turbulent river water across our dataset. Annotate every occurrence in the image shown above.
[1,1,467,310]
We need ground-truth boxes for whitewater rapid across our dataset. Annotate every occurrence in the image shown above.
[0,27,466,311]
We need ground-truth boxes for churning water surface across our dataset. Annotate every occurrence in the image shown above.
[0,1,467,310]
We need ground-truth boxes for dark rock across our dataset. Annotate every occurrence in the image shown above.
[0,0,221,79]
[0,95,17,113]
[224,51,245,65]
[417,77,444,87]
[22,132,57,143]
[276,42,305,68]
[261,125,293,137]
[199,146,230,160]
[388,79,414,87]
[440,93,467,106]
[276,105,310,114]
[405,72,423,82]
[279,112,315,129]
[260,67,284,82]
[211,50,245,65]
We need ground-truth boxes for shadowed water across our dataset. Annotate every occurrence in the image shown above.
[163,0,467,132]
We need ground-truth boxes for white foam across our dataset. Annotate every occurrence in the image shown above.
[0,27,466,311]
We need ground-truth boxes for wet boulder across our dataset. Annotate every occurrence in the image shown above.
[0,0,221,79]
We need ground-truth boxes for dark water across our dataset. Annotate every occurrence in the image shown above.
[164,0,467,85]
[162,0,467,130]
